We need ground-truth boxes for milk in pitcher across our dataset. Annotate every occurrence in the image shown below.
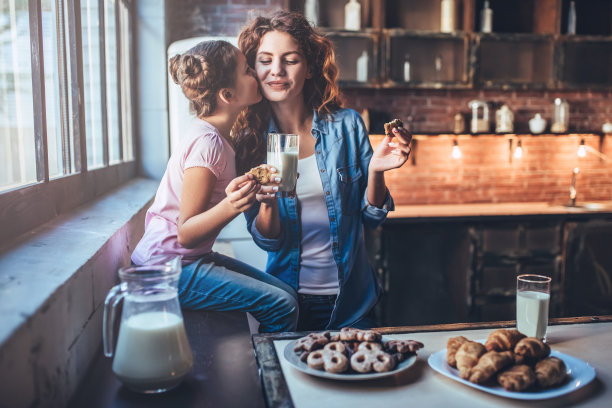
[112,311,193,392]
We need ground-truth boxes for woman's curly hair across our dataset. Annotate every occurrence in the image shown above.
[233,10,343,174]
[168,40,240,119]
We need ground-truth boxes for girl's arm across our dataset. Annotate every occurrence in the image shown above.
[177,167,258,248]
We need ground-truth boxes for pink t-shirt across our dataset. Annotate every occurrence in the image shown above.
[131,119,236,265]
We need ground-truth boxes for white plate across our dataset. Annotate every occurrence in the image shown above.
[428,345,596,400]
[283,338,418,381]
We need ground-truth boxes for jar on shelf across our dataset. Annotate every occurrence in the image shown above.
[551,98,569,133]
[495,105,514,133]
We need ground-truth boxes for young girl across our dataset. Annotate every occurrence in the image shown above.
[235,11,412,331]
[131,40,298,333]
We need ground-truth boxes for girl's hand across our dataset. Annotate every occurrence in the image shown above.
[369,126,412,173]
[225,174,259,213]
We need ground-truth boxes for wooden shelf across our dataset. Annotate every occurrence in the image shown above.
[296,0,612,89]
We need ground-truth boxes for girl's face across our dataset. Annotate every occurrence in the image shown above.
[254,31,311,105]
[231,52,262,108]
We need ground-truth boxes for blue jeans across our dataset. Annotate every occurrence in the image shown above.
[178,252,299,333]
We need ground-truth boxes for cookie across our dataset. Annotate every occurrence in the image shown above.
[384,118,403,136]
[245,164,273,184]
[294,332,330,353]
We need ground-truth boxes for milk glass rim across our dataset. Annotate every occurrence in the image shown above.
[517,274,551,284]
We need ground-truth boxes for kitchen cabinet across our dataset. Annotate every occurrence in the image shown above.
[291,0,612,89]
[368,211,612,327]
[563,219,612,316]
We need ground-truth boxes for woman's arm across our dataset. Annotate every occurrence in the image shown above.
[177,167,258,248]
[255,201,281,238]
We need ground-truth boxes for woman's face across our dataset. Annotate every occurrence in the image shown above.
[254,30,311,105]
[232,52,262,108]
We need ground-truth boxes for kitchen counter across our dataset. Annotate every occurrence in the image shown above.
[253,316,612,408]
[387,202,612,223]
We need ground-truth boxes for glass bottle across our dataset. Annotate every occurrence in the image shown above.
[304,0,319,26]
[403,53,411,82]
[345,0,361,31]
[440,0,456,33]
[552,98,569,133]
[481,0,493,33]
[356,50,368,82]
[567,1,576,35]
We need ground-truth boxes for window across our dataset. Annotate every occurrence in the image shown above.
[0,0,136,244]
[0,0,36,190]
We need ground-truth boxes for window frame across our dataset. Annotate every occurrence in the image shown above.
[0,0,137,245]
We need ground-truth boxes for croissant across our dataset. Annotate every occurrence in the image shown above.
[468,351,514,384]
[497,364,537,391]
[514,337,550,365]
[535,357,567,388]
[455,341,486,379]
[446,336,469,368]
[485,329,525,352]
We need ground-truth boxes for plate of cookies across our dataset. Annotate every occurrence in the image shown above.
[284,327,423,380]
[427,329,596,400]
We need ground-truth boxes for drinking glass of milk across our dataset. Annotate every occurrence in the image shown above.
[103,256,193,393]
[267,133,299,193]
[516,274,551,341]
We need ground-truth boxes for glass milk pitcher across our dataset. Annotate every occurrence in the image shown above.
[103,256,193,393]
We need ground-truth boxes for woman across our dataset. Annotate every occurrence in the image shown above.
[234,11,412,330]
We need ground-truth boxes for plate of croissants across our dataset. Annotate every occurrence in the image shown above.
[284,327,424,380]
[427,328,596,400]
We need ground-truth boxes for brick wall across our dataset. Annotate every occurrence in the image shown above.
[165,0,287,46]
[342,88,612,134]
[350,88,612,205]
[370,133,612,205]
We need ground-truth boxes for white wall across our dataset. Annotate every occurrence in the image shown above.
[137,0,169,180]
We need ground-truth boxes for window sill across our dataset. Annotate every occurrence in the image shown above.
[0,177,157,407]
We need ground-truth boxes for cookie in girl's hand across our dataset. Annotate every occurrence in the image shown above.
[245,164,273,184]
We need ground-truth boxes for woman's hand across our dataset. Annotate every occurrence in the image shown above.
[225,174,259,213]
[369,126,412,174]
[256,166,281,205]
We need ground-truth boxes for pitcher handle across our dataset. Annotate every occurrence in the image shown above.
[103,283,127,357]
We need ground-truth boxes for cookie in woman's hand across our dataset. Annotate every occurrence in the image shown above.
[384,119,403,136]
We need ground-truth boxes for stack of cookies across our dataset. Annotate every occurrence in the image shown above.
[293,327,423,374]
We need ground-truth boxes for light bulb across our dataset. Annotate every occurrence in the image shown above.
[577,139,586,158]
[513,140,523,159]
[452,140,462,159]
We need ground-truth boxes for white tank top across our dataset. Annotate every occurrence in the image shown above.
[295,154,339,295]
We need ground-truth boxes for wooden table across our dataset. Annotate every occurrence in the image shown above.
[253,316,612,408]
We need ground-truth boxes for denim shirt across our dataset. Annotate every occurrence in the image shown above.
[244,108,394,329]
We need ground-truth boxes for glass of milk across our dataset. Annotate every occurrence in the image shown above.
[516,274,551,341]
[103,256,193,393]
[267,133,299,193]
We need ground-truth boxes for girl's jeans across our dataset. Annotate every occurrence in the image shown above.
[178,252,298,333]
